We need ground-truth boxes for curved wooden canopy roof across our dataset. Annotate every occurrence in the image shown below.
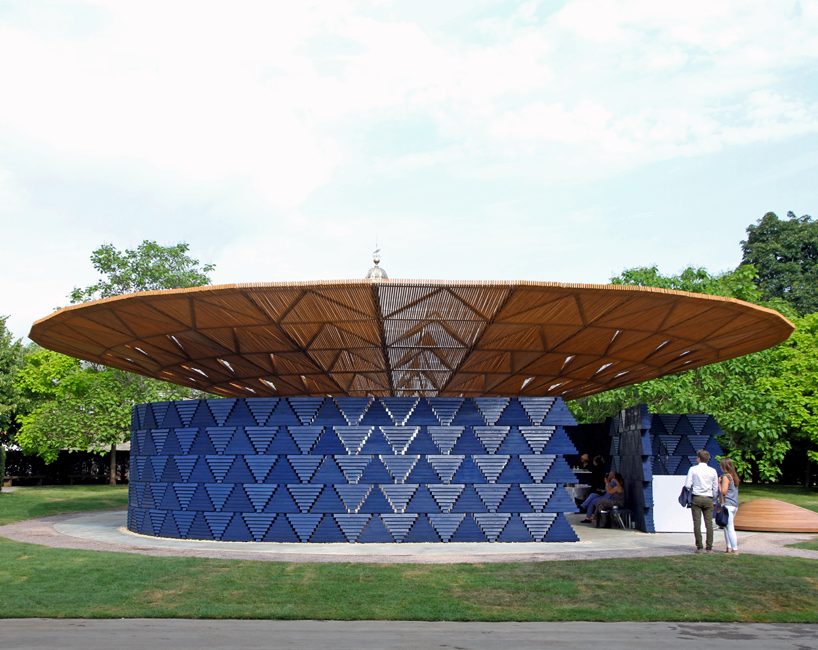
[29,279,793,400]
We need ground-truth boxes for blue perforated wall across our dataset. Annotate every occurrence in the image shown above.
[606,406,725,534]
[127,397,580,543]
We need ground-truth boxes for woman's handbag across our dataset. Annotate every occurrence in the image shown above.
[714,503,729,528]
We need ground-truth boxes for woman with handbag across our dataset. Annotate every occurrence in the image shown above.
[719,458,740,554]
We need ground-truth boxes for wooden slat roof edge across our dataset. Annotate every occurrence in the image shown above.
[29,278,795,335]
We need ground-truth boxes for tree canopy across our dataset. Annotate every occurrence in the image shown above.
[69,240,215,303]
[572,265,788,481]
[15,349,193,464]
[762,312,818,466]
[741,211,818,315]
[11,240,214,478]
[575,214,818,484]
[610,264,765,303]
[0,316,26,445]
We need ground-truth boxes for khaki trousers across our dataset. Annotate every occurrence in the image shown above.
[691,494,714,550]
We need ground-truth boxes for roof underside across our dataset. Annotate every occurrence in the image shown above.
[29,279,794,400]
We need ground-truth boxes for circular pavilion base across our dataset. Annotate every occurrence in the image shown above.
[3,509,818,564]
[128,396,581,544]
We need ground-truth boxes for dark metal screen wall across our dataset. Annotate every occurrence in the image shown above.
[127,396,580,543]
[608,405,724,533]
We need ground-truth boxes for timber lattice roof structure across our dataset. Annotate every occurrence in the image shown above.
[29,279,794,399]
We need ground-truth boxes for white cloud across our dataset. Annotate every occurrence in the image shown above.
[0,167,25,214]
[1,0,817,339]
[3,0,817,195]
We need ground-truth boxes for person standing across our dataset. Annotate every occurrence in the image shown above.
[684,449,719,553]
[719,458,740,554]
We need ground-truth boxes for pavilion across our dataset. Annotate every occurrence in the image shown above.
[29,263,793,543]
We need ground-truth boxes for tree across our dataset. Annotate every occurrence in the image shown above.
[761,312,818,482]
[571,264,794,482]
[15,350,195,475]
[69,240,215,303]
[19,240,215,483]
[0,316,26,446]
[16,349,123,464]
[610,263,763,302]
[741,211,818,315]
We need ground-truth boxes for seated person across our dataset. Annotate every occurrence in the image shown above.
[582,472,624,524]
[578,453,590,470]
[578,455,606,510]
[580,468,613,518]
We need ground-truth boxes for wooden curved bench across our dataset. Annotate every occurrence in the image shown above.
[735,498,818,533]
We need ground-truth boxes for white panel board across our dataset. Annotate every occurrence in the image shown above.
[652,475,694,533]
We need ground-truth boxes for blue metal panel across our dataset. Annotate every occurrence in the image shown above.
[497,514,531,542]
[222,513,252,541]
[596,406,726,534]
[245,398,279,426]
[264,515,299,542]
[450,514,487,542]
[311,514,347,542]
[243,513,273,541]
[333,514,371,542]
[404,514,440,542]
[357,514,394,543]
[128,397,580,543]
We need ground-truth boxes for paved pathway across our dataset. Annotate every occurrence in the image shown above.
[1,509,816,562]
[1,620,817,650]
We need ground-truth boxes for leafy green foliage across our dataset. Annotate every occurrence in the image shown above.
[611,263,764,302]
[571,264,801,482]
[741,211,818,315]
[10,240,214,462]
[69,240,215,303]
[0,316,26,444]
[10,240,215,465]
[15,349,195,463]
[570,352,789,481]
[761,312,818,464]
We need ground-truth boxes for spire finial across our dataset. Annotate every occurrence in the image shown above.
[365,245,388,280]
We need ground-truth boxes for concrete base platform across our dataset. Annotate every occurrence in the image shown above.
[2,510,817,563]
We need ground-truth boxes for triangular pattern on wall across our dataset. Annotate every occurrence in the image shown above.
[128,396,581,543]
[380,426,418,454]
[474,427,510,453]
[474,484,510,513]
[428,426,464,454]
[380,455,420,483]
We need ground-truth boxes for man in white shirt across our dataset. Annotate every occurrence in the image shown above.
[684,449,719,552]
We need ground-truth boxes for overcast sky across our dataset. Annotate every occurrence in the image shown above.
[2,0,817,341]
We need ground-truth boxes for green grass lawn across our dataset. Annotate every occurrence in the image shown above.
[0,485,816,622]
[0,485,128,526]
[740,484,818,512]
[789,537,818,551]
